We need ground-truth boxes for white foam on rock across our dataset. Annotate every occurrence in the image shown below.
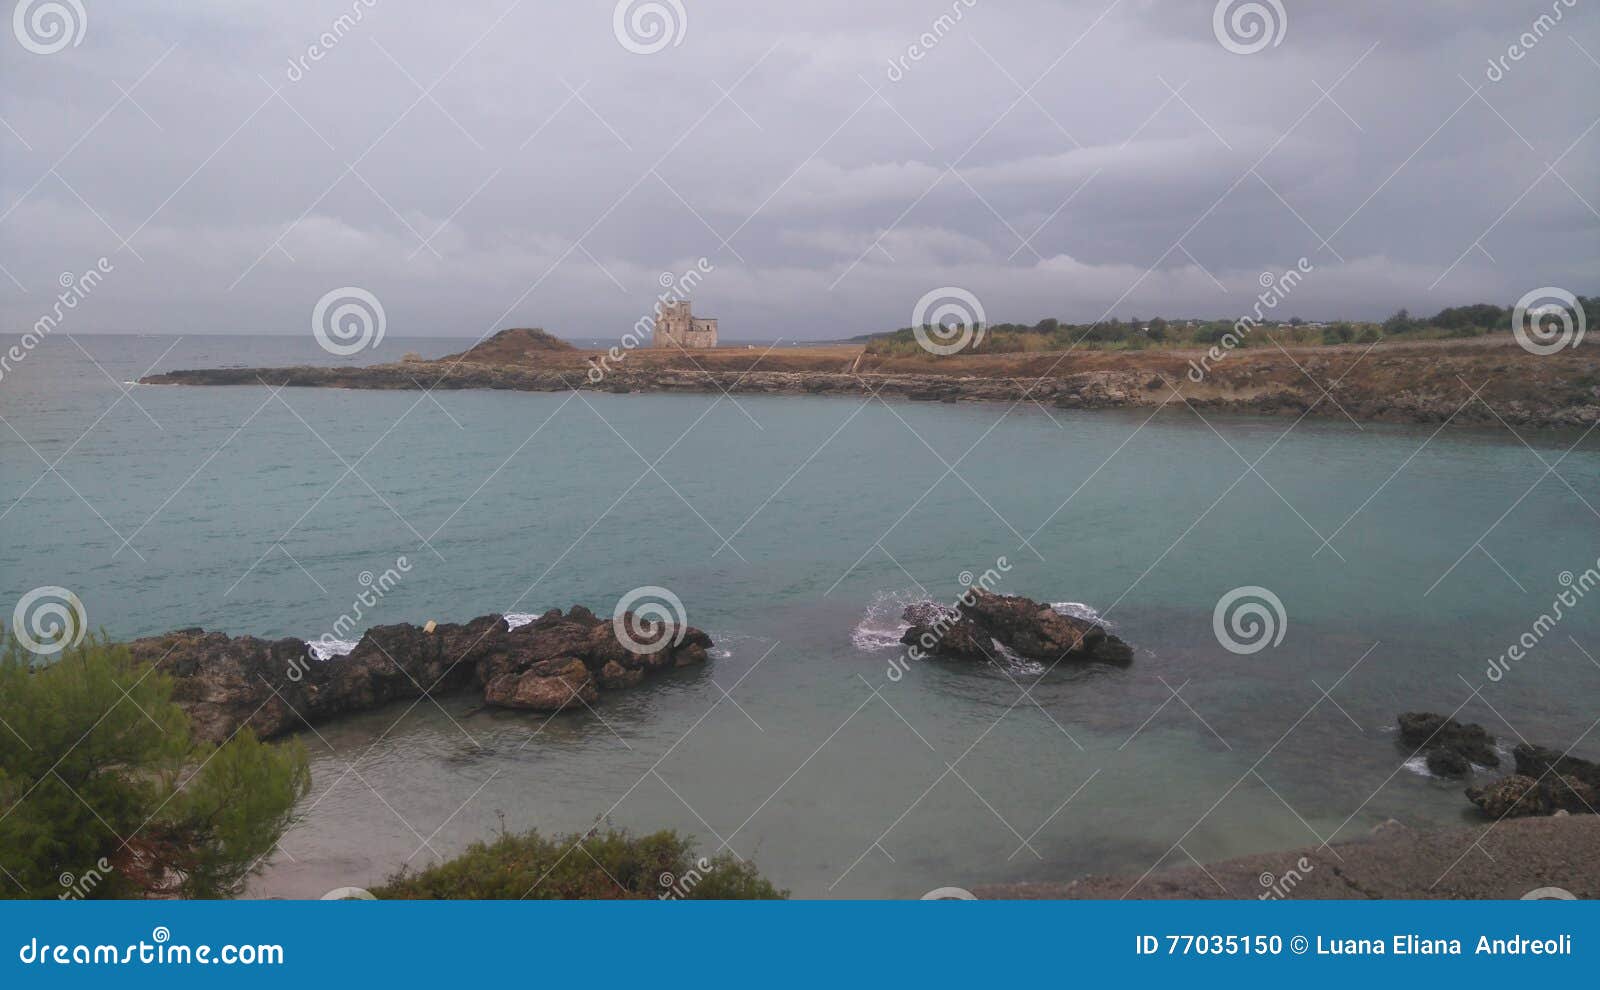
[851,589,919,652]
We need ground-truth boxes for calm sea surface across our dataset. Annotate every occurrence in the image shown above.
[3,333,1598,898]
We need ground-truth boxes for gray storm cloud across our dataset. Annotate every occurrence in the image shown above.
[0,0,1594,340]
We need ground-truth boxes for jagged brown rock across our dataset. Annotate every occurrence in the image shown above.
[1466,774,1597,818]
[901,589,1132,667]
[126,607,711,742]
[1395,711,1500,777]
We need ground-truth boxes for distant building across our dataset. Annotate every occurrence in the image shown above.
[653,300,718,349]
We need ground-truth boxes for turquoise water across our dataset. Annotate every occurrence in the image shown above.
[3,334,1598,898]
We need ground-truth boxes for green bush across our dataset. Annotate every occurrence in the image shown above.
[0,631,309,899]
[374,826,787,900]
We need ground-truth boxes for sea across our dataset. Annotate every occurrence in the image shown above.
[3,332,1597,898]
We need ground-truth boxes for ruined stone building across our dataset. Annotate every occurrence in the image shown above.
[652,300,718,349]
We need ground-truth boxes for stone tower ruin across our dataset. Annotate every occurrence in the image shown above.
[653,300,718,349]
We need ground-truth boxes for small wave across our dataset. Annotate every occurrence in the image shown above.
[1403,753,1499,780]
[504,612,537,629]
[851,589,920,652]
[704,630,774,661]
[1402,755,1435,779]
[306,638,359,661]
[988,638,1045,676]
[1052,601,1110,627]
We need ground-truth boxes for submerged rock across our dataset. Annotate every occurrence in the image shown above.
[900,589,1133,668]
[126,607,711,742]
[1395,712,1499,777]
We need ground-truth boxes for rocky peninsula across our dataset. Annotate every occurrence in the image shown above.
[138,329,1600,430]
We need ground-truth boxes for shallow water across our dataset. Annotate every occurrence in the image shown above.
[3,333,1598,898]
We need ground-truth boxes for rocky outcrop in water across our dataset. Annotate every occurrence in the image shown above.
[1446,741,1600,818]
[900,589,1133,667]
[1465,774,1597,818]
[126,607,711,743]
[1388,712,1599,817]
[1395,712,1500,777]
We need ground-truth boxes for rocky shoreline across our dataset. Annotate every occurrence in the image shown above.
[976,815,1599,899]
[138,335,1600,431]
[128,606,710,744]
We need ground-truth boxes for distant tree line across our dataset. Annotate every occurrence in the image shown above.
[864,294,1597,357]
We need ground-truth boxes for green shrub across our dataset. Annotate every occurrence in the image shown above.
[0,631,309,899]
[374,826,787,900]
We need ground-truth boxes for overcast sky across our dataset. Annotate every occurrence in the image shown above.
[1,0,1595,341]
